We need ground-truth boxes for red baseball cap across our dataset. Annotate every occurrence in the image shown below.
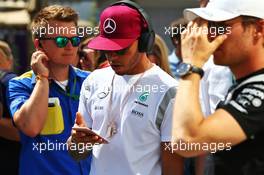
[88,5,144,51]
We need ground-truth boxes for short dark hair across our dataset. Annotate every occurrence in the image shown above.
[241,15,262,27]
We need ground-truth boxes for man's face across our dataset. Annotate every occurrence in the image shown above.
[39,20,79,67]
[104,40,142,75]
[209,17,257,67]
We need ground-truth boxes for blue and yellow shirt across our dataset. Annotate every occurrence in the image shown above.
[7,66,91,175]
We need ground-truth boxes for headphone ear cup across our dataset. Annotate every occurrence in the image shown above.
[138,31,155,53]
[147,31,155,53]
[138,33,147,52]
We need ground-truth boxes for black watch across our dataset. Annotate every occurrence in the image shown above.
[175,62,204,78]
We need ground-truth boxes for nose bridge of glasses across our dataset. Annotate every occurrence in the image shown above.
[59,36,80,47]
[65,39,73,48]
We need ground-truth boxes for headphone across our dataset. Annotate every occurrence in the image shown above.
[110,0,155,53]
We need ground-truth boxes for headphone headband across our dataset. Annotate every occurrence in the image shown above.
[110,0,155,53]
[110,0,153,33]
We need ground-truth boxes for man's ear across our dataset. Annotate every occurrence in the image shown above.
[254,20,264,46]
[255,20,264,37]
[34,39,43,50]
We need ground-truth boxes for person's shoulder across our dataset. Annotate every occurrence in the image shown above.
[0,70,16,85]
[9,70,33,89]
[12,70,33,81]
[88,67,113,79]
[147,65,178,87]
[72,67,90,78]
[82,67,113,84]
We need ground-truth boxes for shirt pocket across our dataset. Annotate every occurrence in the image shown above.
[40,97,64,135]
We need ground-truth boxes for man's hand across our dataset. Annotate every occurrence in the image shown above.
[181,18,227,67]
[31,51,49,77]
[71,112,104,145]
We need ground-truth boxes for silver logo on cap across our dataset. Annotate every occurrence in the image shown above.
[103,18,116,34]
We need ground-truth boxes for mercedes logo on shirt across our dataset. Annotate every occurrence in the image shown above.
[103,18,116,34]
[97,87,110,99]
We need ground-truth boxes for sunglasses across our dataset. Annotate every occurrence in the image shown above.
[40,36,81,48]
[101,47,130,56]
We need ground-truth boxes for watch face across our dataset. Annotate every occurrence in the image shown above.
[175,63,191,77]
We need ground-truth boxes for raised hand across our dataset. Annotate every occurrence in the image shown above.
[181,18,227,67]
[31,50,49,77]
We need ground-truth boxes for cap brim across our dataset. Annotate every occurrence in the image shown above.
[87,36,137,51]
[184,7,240,22]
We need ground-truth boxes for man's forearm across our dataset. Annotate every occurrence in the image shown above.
[172,74,204,141]
[14,78,49,137]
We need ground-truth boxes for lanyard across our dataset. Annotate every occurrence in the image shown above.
[54,76,79,101]
[107,72,145,124]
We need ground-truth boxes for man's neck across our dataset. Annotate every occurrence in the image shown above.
[231,48,264,79]
[49,62,69,81]
[126,54,153,75]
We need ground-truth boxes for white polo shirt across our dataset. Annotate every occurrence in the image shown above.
[79,65,178,175]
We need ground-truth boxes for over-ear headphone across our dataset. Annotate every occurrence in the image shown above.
[110,0,155,53]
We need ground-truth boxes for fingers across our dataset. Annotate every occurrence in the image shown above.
[73,135,103,144]
[211,34,227,51]
[71,129,104,145]
[75,112,87,127]
[181,21,193,40]
[31,51,49,62]
[181,16,226,65]
[200,19,208,28]
[31,51,49,76]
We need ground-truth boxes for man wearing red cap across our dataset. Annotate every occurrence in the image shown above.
[68,1,183,175]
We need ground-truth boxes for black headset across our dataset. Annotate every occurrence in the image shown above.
[110,0,155,53]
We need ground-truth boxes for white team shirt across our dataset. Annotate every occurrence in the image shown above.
[79,65,178,175]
